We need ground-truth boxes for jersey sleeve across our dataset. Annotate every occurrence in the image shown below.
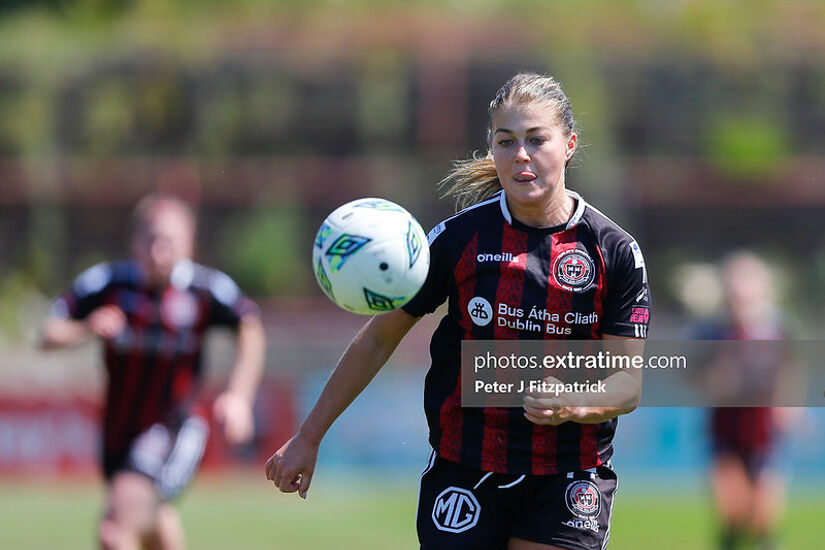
[204,268,260,327]
[402,222,452,317]
[601,239,651,338]
[49,263,114,320]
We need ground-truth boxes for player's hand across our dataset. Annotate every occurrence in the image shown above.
[523,375,618,425]
[524,399,612,425]
[87,305,127,340]
[523,375,578,426]
[213,391,255,446]
[523,398,576,425]
[264,433,319,499]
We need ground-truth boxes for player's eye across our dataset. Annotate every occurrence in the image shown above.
[497,138,514,147]
[529,137,547,145]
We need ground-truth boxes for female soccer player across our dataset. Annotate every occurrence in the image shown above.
[41,194,266,550]
[266,73,650,550]
[704,252,796,550]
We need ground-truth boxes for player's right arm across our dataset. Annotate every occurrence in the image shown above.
[39,263,125,350]
[40,305,126,350]
[265,307,420,498]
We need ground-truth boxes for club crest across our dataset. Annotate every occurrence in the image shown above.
[565,480,601,518]
[553,249,596,292]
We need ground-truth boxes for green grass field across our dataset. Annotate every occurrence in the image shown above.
[0,471,820,549]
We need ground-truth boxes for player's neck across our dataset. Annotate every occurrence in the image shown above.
[509,190,574,229]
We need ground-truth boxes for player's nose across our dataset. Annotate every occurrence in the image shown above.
[514,143,531,161]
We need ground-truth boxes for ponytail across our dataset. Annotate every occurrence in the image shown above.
[439,152,501,212]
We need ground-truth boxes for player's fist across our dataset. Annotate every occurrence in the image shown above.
[87,305,127,340]
[213,391,254,445]
[265,434,319,499]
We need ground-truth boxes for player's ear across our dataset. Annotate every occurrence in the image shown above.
[565,133,577,160]
[564,133,577,169]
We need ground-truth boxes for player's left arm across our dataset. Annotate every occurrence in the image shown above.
[213,312,266,445]
[206,269,267,446]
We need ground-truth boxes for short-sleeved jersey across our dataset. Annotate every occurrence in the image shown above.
[403,190,651,475]
[51,259,258,467]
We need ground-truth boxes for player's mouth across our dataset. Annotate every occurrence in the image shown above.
[513,171,537,183]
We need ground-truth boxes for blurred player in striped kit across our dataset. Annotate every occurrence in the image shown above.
[697,252,798,550]
[41,194,266,550]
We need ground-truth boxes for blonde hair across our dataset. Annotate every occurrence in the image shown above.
[440,73,576,211]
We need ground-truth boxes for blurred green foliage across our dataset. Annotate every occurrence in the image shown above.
[220,203,309,296]
[0,0,822,159]
[0,272,34,339]
[705,115,790,180]
[85,81,133,155]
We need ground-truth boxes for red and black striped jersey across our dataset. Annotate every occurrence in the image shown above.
[403,190,651,475]
[695,323,785,457]
[51,259,258,463]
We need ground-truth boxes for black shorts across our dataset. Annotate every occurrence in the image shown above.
[417,453,617,550]
[104,415,209,501]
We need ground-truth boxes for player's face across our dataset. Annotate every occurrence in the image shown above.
[491,103,576,213]
[724,257,774,318]
[132,206,194,284]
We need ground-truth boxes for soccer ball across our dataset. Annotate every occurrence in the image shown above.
[313,198,430,315]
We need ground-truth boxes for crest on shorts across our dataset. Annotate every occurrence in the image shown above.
[553,249,596,292]
[565,480,601,518]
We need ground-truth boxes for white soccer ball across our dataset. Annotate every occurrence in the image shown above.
[312,198,430,315]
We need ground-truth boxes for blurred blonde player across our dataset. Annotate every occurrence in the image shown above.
[41,194,265,550]
[695,252,797,550]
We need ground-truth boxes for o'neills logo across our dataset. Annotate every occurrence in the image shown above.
[477,252,519,263]
[553,249,595,292]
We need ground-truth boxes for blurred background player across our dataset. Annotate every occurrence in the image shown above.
[695,252,797,550]
[266,73,650,550]
[40,194,266,550]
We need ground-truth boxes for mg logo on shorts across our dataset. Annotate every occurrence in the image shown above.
[467,297,493,327]
[431,487,481,533]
